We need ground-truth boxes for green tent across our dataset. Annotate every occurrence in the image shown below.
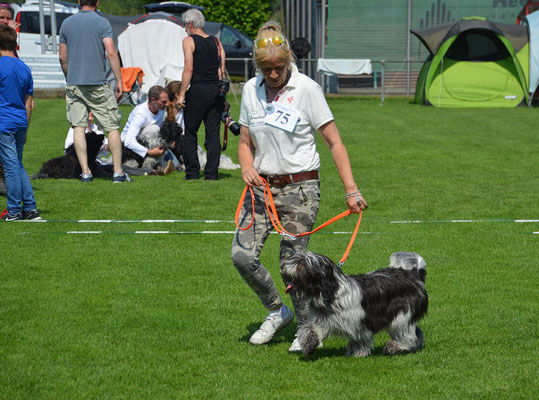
[412,17,529,107]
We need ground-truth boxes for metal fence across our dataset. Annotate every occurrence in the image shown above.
[227,57,425,103]
[273,0,529,100]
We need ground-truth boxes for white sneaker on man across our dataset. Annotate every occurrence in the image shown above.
[288,336,323,353]
[249,305,294,345]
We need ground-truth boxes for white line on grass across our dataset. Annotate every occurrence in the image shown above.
[19,218,539,225]
[21,219,234,223]
[19,231,389,236]
[390,219,539,224]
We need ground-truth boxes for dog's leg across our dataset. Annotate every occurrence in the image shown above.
[298,326,321,356]
[346,334,373,357]
[385,322,424,355]
[413,326,424,352]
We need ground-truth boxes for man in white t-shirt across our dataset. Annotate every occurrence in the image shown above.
[121,85,168,159]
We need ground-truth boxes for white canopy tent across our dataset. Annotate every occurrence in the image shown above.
[118,13,188,100]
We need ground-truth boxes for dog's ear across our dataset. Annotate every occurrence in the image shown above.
[295,253,340,306]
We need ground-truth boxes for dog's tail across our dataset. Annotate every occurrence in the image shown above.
[389,252,426,281]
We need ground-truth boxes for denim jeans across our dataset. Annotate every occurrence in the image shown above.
[161,149,181,169]
[0,130,37,215]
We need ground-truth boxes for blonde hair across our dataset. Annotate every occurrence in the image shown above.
[253,21,294,68]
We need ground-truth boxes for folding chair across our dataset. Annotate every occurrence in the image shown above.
[120,67,145,106]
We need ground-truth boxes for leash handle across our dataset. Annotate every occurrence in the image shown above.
[234,185,255,231]
[338,209,362,267]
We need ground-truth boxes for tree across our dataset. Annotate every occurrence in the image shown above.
[194,0,274,38]
[97,0,147,16]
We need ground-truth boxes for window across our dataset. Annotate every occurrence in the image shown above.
[18,12,73,35]
[220,26,239,46]
[445,30,510,62]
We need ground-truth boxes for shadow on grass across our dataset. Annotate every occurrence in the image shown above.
[296,345,390,362]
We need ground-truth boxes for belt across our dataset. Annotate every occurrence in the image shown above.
[260,170,319,187]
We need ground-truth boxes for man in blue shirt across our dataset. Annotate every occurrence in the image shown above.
[59,0,128,182]
[0,25,41,221]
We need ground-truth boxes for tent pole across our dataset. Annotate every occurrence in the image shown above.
[39,0,46,54]
[380,60,385,105]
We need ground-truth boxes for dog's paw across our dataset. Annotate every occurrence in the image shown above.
[300,329,320,356]
[383,341,407,356]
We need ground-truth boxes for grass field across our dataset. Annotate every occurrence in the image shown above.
[1,97,537,399]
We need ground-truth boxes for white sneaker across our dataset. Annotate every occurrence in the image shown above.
[249,305,294,345]
[288,336,323,353]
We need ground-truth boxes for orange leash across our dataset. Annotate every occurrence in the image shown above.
[234,178,363,266]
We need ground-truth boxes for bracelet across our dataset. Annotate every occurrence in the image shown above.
[345,190,362,199]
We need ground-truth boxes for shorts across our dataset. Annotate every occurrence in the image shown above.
[66,84,121,132]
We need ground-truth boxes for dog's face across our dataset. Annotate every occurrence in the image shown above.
[136,121,182,151]
[159,120,182,146]
[281,251,341,307]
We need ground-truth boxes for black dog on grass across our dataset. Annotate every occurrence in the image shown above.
[34,132,109,179]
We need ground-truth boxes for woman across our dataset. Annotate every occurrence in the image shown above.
[231,22,367,352]
[0,4,19,31]
[177,9,225,180]
[165,80,185,170]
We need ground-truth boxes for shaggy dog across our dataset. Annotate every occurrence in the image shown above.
[35,132,109,179]
[122,120,182,170]
[281,251,428,357]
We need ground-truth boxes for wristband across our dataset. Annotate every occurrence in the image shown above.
[345,190,363,204]
[345,190,362,199]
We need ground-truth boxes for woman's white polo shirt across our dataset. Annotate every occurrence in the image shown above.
[239,64,334,176]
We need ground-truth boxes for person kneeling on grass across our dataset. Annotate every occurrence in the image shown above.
[0,25,41,221]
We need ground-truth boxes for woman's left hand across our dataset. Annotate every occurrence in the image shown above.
[347,194,368,214]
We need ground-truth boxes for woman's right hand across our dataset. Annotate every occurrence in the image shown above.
[8,20,20,30]
[241,166,262,187]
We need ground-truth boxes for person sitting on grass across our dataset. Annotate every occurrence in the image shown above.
[120,85,168,167]
[0,25,41,221]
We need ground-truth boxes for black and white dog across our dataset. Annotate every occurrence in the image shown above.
[35,132,109,179]
[281,251,428,357]
[122,120,182,170]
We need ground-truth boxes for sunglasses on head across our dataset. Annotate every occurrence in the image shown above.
[0,3,13,8]
[255,36,285,49]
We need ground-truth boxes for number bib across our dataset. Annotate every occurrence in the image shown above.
[264,102,300,133]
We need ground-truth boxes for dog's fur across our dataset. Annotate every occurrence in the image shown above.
[281,251,428,357]
[122,120,182,170]
[35,132,109,179]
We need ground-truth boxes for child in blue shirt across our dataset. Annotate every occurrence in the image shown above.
[0,25,40,221]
